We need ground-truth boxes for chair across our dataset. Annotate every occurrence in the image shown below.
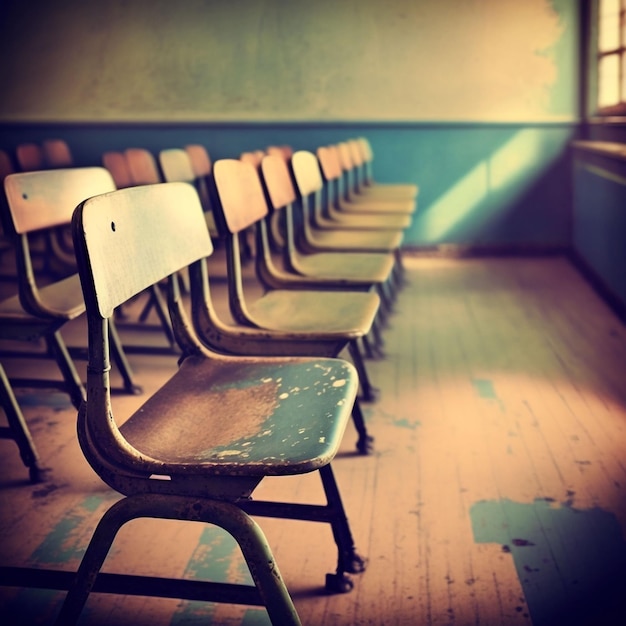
[0,151,43,483]
[15,142,75,275]
[342,139,417,213]
[53,180,365,625]
[356,136,419,200]
[158,146,218,238]
[291,149,407,288]
[258,152,397,328]
[209,158,382,402]
[102,151,134,189]
[318,144,412,229]
[15,143,45,171]
[42,139,74,168]
[0,167,141,410]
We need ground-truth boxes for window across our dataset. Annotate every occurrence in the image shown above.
[596,0,626,114]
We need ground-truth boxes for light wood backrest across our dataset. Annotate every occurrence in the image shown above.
[240,150,265,169]
[358,137,374,163]
[125,148,161,185]
[291,150,324,196]
[266,145,293,161]
[76,182,212,319]
[102,151,134,189]
[4,167,116,234]
[260,154,297,210]
[336,142,353,172]
[316,146,342,182]
[0,149,15,180]
[16,143,45,171]
[347,139,364,167]
[185,144,212,178]
[159,148,195,183]
[43,139,73,168]
[213,159,268,235]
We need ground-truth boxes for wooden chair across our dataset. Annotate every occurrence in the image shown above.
[15,143,45,171]
[102,151,134,189]
[14,142,75,275]
[318,144,411,229]
[343,139,418,213]
[158,146,218,237]
[42,139,74,168]
[258,153,397,329]
[0,167,141,410]
[53,180,365,624]
[356,136,419,200]
[291,149,407,288]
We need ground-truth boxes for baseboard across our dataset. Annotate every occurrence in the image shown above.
[402,243,568,258]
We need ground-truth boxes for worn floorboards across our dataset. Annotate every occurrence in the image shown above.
[1,255,626,625]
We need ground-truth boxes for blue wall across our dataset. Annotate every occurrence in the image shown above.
[572,149,626,314]
[0,121,576,250]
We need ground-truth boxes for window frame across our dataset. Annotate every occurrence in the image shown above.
[595,0,626,116]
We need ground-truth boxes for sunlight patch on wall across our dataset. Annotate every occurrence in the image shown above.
[421,129,548,241]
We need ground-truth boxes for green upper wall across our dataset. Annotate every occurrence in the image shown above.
[0,0,579,123]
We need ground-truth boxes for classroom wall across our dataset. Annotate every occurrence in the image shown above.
[0,0,580,250]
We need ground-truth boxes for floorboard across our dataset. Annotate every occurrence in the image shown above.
[1,255,626,625]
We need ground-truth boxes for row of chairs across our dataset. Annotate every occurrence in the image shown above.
[0,137,417,624]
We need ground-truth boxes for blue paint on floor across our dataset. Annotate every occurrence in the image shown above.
[171,525,269,625]
[471,498,626,625]
[471,378,498,400]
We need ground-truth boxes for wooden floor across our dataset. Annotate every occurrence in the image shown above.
[1,255,626,626]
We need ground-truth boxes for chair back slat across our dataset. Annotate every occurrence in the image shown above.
[316,146,342,182]
[159,148,195,183]
[260,154,297,210]
[43,139,73,168]
[291,151,323,196]
[16,143,45,171]
[4,167,115,234]
[76,182,212,319]
[336,142,353,172]
[125,148,161,185]
[185,144,212,178]
[102,151,134,189]
[213,160,268,234]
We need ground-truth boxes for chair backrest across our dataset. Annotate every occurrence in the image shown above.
[43,139,73,168]
[75,182,212,319]
[125,148,162,185]
[260,154,297,210]
[4,167,116,235]
[0,149,15,180]
[316,146,342,182]
[159,148,195,184]
[213,159,268,235]
[336,142,353,174]
[240,150,265,169]
[15,143,45,171]
[185,144,212,178]
[291,150,324,196]
[347,139,364,168]
[102,151,134,189]
[266,145,293,161]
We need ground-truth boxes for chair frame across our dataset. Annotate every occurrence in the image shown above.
[45,181,365,624]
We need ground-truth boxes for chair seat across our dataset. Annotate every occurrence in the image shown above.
[247,290,379,335]
[308,227,403,252]
[358,183,419,199]
[120,355,357,475]
[294,252,394,283]
[0,295,65,339]
[35,274,86,318]
[339,196,415,215]
[327,209,410,229]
